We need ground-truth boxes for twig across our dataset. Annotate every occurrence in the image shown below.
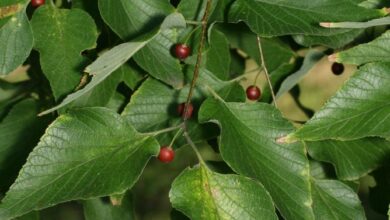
[183,130,206,165]
[182,0,212,163]
[183,0,212,123]
[142,124,183,136]
[186,20,204,25]
[169,128,183,147]
[256,36,278,108]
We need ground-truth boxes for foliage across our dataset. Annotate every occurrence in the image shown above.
[0,0,389,219]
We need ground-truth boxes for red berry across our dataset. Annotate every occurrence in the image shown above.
[31,0,45,7]
[246,86,261,101]
[174,44,191,60]
[158,146,175,163]
[177,102,194,119]
[331,62,344,75]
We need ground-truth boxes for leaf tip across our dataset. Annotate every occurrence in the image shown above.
[276,134,297,144]
[110,197,122,206]
[328,54,339,62]
[38,108,53,117]
[319,22,332,28]
[380,7,390,15]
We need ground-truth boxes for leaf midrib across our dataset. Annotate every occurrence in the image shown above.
[3,135,149,215]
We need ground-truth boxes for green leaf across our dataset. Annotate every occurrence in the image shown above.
[0,81,25,119]
[205,29,231,80]
[177,0,218,21]
[293,29,364,49]
[359,0,387,9]
[133,29,184,88]
[98,0,173,40]
[106,92,126,112]
[309,161,361,192]
[0,9,32,75]
[83,193,135,220]
[292,0,379,49]
[293,62,390,141]
[229,49,246,76]
[122,67,244,147]
[369,167,390,216]
[15,211,39,220]
[261,63,295,103]
[198,98,314,220]
[217,23,295,72]
[38,33,155,116]
[276,50,324,98]
[99,0,184,87]
[69,67,123,108]
[0,108,159,219]
[307,138,390,180]
[39,12,186,115]
[228,0,385,37]
[311,179,365,220]
[122,61,146,90]
[0,99,49,191]
[31,6,98,100]
[170,164,277,220]
[334,30,390,65]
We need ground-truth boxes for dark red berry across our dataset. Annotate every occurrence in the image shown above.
[177,102,194,119]
[174,44,191,60]
[31,0,45,7]
[246,85,261,101]
[331,62,344,75]
[158,146,175,163]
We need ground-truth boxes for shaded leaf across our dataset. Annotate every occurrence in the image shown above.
[276,50,324,98]
[83,192,135,220]
[98,0,184,87]
[177,0,218,21]
[0,108,159,219]
[122,61,146,90]
[98,0,173,40]
[311,179,365,220]
[217,23,295,72]
[205,29,231,80]
[262,63,295,103]
[0,99,49,192]
[307,138,390,180]
[133,29,184,88]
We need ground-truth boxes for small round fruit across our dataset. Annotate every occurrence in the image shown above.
[158,146,175,163]
[174,44,191,60]
[177,102,194,119]
[331,62,344,75]
[246,85,261,101]
[31,0,45,7]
